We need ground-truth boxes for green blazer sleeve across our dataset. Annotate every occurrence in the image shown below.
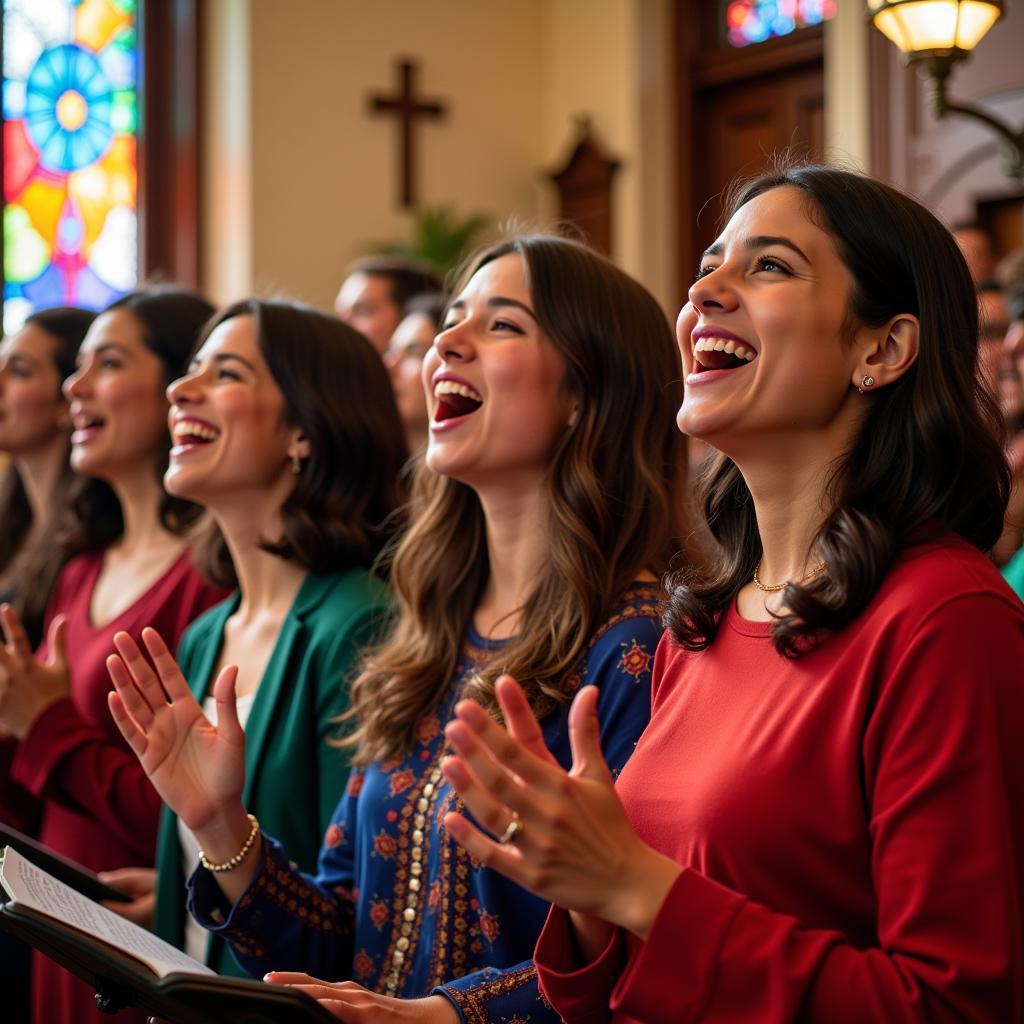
[300,570,391,834]
[152,593,237,958]
[153,570,391,976]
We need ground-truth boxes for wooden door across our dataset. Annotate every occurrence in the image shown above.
[696,64,824,257]
[675,1,825,300]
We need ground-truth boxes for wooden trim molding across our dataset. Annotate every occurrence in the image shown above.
[138,0,201,287]
[695,27,824,89]
[674,0,699,306]
[675,0,824,301]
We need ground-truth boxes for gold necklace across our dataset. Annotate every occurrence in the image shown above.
[752,559,826,593]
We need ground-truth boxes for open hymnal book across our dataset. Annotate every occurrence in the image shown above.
[0,845,213,979]
[0,822,130,903]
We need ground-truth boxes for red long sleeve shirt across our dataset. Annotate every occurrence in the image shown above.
[536,533,1024,1022]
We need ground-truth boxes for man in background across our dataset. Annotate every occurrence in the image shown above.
[334,256,442,354]
[953,221,1000,288]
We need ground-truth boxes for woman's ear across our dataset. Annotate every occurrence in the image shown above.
[287,431,311,463]
[854,314,920,392]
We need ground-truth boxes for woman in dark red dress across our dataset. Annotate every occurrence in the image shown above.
[0,307,96,1022]
[441,166,1024,1022]
[0,287,226,1024]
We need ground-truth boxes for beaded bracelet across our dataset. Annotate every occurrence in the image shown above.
[199,814,260,873]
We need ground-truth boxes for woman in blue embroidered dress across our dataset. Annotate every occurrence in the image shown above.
[106,235,687,1023]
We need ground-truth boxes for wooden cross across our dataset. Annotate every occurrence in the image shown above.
[369,59,447,208]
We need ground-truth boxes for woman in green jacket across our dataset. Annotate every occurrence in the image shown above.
[101,299,406,974]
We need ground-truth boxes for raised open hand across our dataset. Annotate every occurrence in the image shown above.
[441,675,681,940]
[0,604,71,739]
[106,627,246,833]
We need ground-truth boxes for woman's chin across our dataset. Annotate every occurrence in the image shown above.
[163,467,203,504]
[69,448,104,478]
[676,408,717,445]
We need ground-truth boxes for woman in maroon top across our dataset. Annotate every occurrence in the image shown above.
[0,308,96,1023]
[440,166,1024,1022]
[0,286,226,1024]
[0,307,96,650]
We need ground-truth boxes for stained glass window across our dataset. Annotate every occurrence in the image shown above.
[3,0,138,334]
[725,0,836,48]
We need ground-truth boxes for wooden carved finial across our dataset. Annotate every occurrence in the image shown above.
[549,116,621,256]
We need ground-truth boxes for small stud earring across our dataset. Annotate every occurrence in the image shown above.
[857,375,875,395]
[291,454,302,475]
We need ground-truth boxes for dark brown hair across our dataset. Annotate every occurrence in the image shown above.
[403,290,447,327]
[59,286,215,553]
[666,164,1010,657]
[190,299,408,588]
[345,255,444,312]
[345,234,687,764]
[0,307,95,646]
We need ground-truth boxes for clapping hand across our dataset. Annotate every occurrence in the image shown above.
[0,604,71,739]
[441,675,681,940]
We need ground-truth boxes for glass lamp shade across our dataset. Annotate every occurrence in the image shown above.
[867,1,1002,58]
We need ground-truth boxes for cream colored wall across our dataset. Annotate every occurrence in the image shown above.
[201,0,253,306]
[200,0,678,316]
[540,0,677,312]
[203,0,547,310]
[823,2,870,171]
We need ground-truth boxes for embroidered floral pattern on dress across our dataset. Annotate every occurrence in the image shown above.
[415,714,442,744]
[618,638,653,681]
[477,907,500,944]
[369,899,390,930]
[373,830,398,860]
[188,583,662,1024]
[353,949,374,980]
[444,963,547,1024]
[389,768,416,795]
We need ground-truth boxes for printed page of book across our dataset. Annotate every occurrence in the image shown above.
[0,846,215,979]
[0,823,130,902]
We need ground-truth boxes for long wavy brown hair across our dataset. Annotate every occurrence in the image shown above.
[344,234,687,765]
[666,164,1010,657]
[0,307,95,646]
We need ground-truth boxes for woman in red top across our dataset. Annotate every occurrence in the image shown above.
[0,307,96,650]
[0,286,226,1024]
[0,308,96,1022]
[439,166,1024,1022]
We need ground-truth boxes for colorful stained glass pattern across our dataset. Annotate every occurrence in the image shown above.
[3,0,138,334]
[725,0,836,47]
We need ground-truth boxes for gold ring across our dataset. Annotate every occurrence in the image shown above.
[497,816,523,844]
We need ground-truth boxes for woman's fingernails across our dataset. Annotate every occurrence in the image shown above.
[441,756,467,785]
[457,702,485,726]
[446,722,470,748]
